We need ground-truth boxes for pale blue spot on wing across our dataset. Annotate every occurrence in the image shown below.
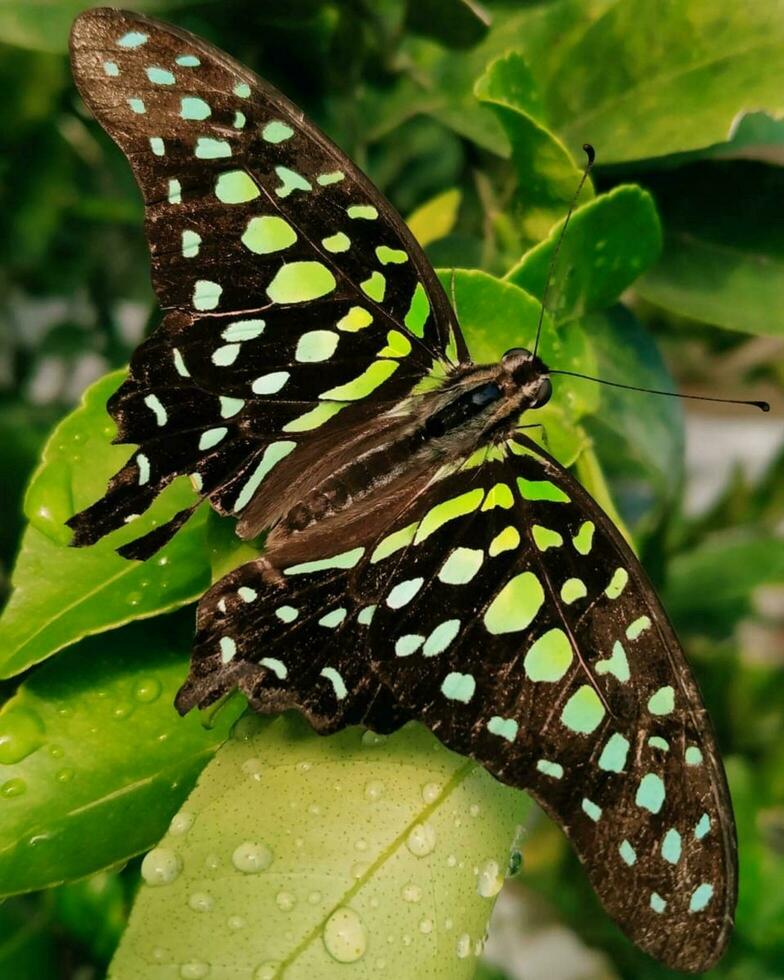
[487,717,518,742]
[222,319,265,342]
[423,619,460,657]
[275,606,298,623]
[695,812,711,839]
[181,229,201,257]
[689,883,713,913]
[582,798,602,821]
[193,279,222,311]
[661,828,682,864]
[233,81,251,98]
[196,137,232,159]
[395,634,424,657]
[137,453,150,485]
[619,840,636,865]
[146,66,175,85]
[117,31,148,48]
[320,667,348,700]
[598,733,629,772]
[441,672,475,703]
[252,371,289,395]
[103,61,120,77]
[635,773,665,813]
[127,98,146,114]
[386,577,424,609]
[149,137,165,156]
[536,759,563,779]
[219,636,236,663]
[173,348,190,377]
[284,547,364,576]
[199,427,228,451]
[212,344,240,367]
[180,97,211,120]
[144,394,167,427]
[319,608,347,629]
[176,54,200,67]
[238,586,257,603]
[260,657,287,679]
[219,396,245,419]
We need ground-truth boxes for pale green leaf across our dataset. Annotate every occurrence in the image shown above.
[110,714,530,979]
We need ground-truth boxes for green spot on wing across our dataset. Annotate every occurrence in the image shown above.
[517,477,569,503]
[484,572,544,635]
[636,773,665,813]
[413,489,484,546]
[560,685,605,734]
[234,441,296,512]
[598,732,629,772]
[524,629,572,682]
[267,262,335,304]
[438,547,483,585]
[285,547,364,575]
[262,120,294,143]
[215,171,259,204]
[648,685,675,715]
[241,216,297,254]
[531,525,563,551]
[440,672,475,703]
[404,283,429,337]
[320,360,398,401]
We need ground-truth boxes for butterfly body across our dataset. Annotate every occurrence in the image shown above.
[67,9,737,972]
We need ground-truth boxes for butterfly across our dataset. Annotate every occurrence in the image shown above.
[68,8,736,972]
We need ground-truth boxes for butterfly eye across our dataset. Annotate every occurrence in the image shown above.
[529,376,552,408]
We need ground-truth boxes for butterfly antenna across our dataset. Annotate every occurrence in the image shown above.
[549,369,770,412]
[532,144,595,359]
[450,267,458,318]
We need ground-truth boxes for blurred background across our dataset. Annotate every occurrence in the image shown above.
[1,1,783,977]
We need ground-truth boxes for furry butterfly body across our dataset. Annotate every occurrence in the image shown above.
[68,9,737,971]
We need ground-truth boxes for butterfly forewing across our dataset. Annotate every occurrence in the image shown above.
[67,8,465,554]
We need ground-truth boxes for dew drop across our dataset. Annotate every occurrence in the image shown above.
[447,855,457,868]
[232,841,273,873]
[477,859,504,898]
[180,962,209,979]
[0,707,45,764]
[401,883,421,903]
[275,890,296,911]
[113,702,135,719]
[1,778,26,798]
[188,892,214,912]
[135,677,162,703]
[204,853,220,871]
[308,891,322,905]
[469,803,480,817]
[351,861,369,879]
[49,744,64,759]
[419,918,433,934]
[56,768,74,783]
[406,822,436,857]
[361,731,387,748]
[152,947,168,962]
[308,803,321,816]
[297,761,312,772]
[364,780,385,801]
[402,935,413,947]
[254,963,281,980]
[241,758,263,780]
[421,781,442,804]
[323,907,367,963]
[354,837,368,851]
[142,847,182,886]
[227,915,246,930]
[126,591,143,607]
[456,934,472,959]
[170,812,195,836]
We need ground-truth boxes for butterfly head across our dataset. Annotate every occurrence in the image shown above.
[501,347,552,409]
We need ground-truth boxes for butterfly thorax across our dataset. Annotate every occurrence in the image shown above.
[265,348,552,566]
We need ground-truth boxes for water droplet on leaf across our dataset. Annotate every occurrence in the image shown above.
[406,822,436,857]
[323,907,367,963]
[141,847,182,886]
[0,707,45,764]
[232,841,272,873]
[477,859,504,898]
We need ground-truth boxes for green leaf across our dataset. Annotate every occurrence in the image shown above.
[404,0,491,49]
[476,52,593,243]
[407,188,462,247]
[545,0,784,163]
[0,620,244,897]
[110,714,530,979]
[52,870,128,963]
[637,162,784,336]
[664,530,784,637]
[0,370,210,679]
[506,185,662,320]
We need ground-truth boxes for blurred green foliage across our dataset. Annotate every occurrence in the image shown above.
[0,1,783,978]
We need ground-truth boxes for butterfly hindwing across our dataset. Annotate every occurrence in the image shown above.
[364,434,736,972]
[67,8,465,554]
